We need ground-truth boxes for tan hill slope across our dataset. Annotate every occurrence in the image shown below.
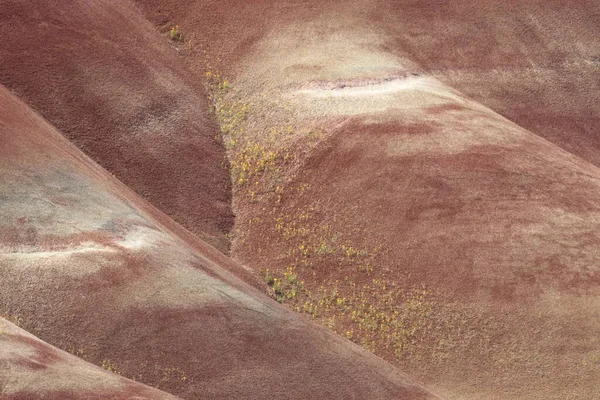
[0,0,233,251]
[136,0,600,168]
[131,1,600,398]
[371,0,600,168]
[0,85,442,399]
[0,318,180,400]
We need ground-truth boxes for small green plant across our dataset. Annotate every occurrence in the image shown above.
[288,273,297,285]
[263,269,274,285]
[264,267,301,303]
[169,25,183,42]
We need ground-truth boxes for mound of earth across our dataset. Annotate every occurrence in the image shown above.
[132,1,600,398]
[0,0,233,251]
[0,84,442,399]
[0,318,180,400]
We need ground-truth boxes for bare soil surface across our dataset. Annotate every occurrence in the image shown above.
[373,0,600,168]
[0,318,180,400]
[2,0,599,398]
[0,0,233,252]
[132,1,600,398]
[0,85,442,399]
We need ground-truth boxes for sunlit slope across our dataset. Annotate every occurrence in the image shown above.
[371,0,600,168]
[0,85,441,399]
[0,318,181,400]
[0,0,233,251]
[135,0,599,167]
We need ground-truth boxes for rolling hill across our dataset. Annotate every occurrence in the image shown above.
[1,0,599,398]
[132,1,600,398]
[0,82,441,399]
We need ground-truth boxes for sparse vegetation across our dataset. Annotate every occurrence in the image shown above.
[157,366,188,388]
[102,359,121,375]
[66,345,89,360]
[66,344,189,389]
[196,31,546,397]
[203,67,323,203]
[0,321,8,336]
[0,312,24,327]
[264,266,301,303]
[272,202,378,273]
[255,200,439,357]
[169,25,183,42]
[200,63,504,366]
[243,193,504,365]
[68,346,190,390]
[262,239,435,358]
[299,279,434,358]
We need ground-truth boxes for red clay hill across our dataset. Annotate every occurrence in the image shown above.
[0,84,442,399]
[2,1,599,399]
[0,318,180,400]
[133,1,600,398]
[0,0,233,252]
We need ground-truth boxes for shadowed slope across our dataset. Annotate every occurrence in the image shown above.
[132,2,600,398]
[0,0,233,251]
[0,319,180,400]
[0,85,441,399]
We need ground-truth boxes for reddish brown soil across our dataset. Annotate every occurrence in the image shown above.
[135,0,325,74]
[240,109,600,398]
[0,0,233,252]
[2,0,599,398]
[1,319,180,400]
[130,1,600,399]
[136,0,599,169]
[373,0,600,168]
[0,86,441,399]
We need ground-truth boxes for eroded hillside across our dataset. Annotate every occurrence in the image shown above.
[0,0,233,251]
[134,1,600,398]
[0,77,440,399]
[0,318,180,400]
[1,0,599,399]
